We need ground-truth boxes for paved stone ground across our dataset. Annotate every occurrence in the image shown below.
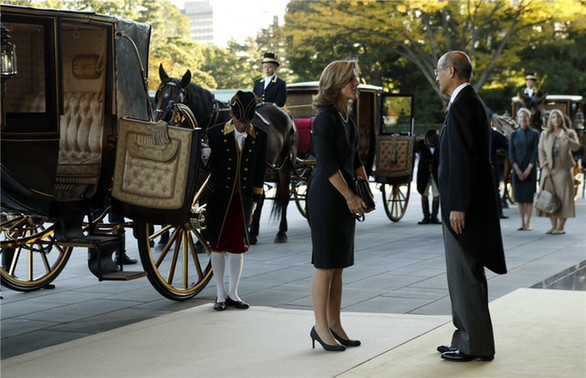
[1,182,585,360]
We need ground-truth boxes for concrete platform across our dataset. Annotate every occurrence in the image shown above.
[342,288,586,378]
[2,183,585,376]
[1,288,583,377]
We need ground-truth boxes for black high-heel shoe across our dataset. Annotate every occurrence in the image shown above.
[310,327,345,352]
[330,328,361,347]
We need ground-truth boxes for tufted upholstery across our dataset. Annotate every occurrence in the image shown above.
[56,92,103,176]
[375,135,413,177]
[19,91,104,200]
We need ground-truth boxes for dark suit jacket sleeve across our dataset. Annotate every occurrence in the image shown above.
[274,79,287,107]
[446,99,478,213]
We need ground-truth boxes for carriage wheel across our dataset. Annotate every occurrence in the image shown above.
[135,222,212,301]
[1,214,73,291]
[292,180,308,218]
[381,182,411,222]
[135,102,212,301]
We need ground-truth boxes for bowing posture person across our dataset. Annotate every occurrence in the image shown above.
[435,51,507,362]
[205,91,268,311]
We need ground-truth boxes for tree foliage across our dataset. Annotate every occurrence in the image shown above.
[282,0,586,120]
[6,0,584,120]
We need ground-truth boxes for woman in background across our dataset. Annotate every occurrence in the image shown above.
[508,107,539,230]
[536,109,580,234]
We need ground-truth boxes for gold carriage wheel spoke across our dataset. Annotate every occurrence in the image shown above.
[182,231,188,289]
[55,243,67,256]
[151,225,172,241]
[167,227,182,283]
[2,215,27,231]
[187,230,204,279]
[27,248,33,281]
[8,246,22,276]
[39,241,51,273]
[154,226,180,267]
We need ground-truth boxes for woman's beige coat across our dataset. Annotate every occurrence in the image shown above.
[538,129,580,170]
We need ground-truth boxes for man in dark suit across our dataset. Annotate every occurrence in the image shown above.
[253,52,287,107]
[416,129,441,224]
[205,90,268,311]
[435,51,507,362]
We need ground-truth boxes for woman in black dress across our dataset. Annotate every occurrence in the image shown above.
[509,107,539,230]
[308,60,373,352]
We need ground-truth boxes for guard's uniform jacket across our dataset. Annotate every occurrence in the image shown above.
[253,75,287,107]
[205,120,268,247]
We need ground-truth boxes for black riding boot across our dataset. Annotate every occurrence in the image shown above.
[430,200,441,224]
[418,199,431,224]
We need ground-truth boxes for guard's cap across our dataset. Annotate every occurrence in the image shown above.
[230,90,257,123]
[424,129,439,148]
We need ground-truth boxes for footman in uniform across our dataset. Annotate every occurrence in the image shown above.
[205,91,268,311]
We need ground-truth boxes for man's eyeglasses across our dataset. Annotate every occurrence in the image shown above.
[434,65,457,76]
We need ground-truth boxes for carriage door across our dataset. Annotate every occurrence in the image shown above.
[374,93,415,185]
[356,89,377,176]
[52,20,111,201]
[1,16,59,197]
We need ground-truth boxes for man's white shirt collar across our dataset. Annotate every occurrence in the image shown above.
[449,82,470,104]
[264,75,275,89]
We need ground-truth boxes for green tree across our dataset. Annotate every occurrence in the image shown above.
[283,0,586,105]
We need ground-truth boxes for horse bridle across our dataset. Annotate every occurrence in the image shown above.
[154,81,186,121]
[155,81,232,131]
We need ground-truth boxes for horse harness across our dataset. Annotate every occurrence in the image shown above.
[155,81,231,131]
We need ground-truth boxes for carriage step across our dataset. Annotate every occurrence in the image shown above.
[59,234,121,248]
[99,271,147,281]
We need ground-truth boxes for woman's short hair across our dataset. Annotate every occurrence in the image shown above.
[545,109,569,133]
[516,107,531,119]
[312,59,359,112]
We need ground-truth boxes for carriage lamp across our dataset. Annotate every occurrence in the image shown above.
[1,25,18,77]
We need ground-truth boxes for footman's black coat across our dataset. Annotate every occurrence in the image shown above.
[205,120,268,247]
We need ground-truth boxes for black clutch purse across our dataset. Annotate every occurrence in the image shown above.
[354,177,375,221]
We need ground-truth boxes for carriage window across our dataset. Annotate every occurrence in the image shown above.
[381,95,413,135]
[3,22,47,113]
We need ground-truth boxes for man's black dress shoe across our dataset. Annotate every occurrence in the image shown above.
[114,253,137,265]
[226,296,249,309]
[213,298,227,311]
[436,345,458,353]
[441,349,494,362]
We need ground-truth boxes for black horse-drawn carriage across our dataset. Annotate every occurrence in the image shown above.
[286,81,416,222]
[1,5,212,300]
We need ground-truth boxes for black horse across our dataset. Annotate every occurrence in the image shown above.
[153,64,297,244]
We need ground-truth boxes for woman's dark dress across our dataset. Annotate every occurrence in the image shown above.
[307,106,362,269]
[509,127,539,203]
